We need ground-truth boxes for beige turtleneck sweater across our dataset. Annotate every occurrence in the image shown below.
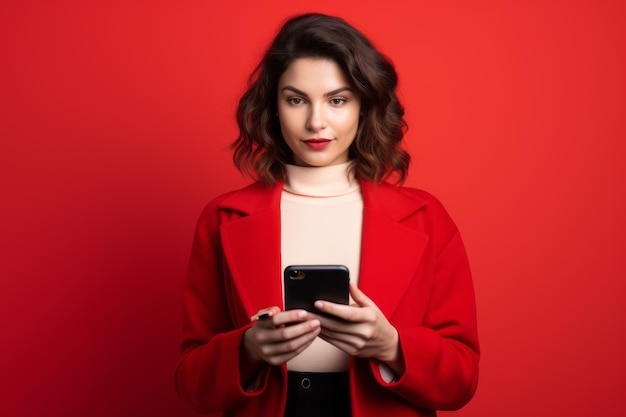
[281,162,363,372]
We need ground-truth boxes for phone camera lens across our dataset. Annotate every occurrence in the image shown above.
[289,269,305,279]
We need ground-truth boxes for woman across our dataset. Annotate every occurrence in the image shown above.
[176,13,479,417]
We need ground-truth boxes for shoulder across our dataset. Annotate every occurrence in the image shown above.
[363,180,461,240]
[198,181,282,220]
[363,180,451,218]
[396,185,452,216]
[387,182,444,204]
[200,183,253,211]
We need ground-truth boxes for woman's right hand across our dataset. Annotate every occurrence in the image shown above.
[242,307,321,366]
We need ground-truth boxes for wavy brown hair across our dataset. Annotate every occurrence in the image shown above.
[232,13,410,185]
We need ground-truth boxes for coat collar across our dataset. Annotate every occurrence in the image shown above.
[217,179,430,322]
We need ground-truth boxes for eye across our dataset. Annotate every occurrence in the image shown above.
[287,97,304,105]
[330,97,347,105]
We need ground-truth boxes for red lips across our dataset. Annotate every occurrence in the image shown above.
[302,138,332,150]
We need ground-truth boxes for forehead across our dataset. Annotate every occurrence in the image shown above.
[278,57,351,91]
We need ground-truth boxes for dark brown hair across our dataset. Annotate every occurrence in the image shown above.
[232,13,410,184]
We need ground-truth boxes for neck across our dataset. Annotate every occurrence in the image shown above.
[284,162,359,197]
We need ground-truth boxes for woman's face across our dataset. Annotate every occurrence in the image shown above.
[277,58,361,167]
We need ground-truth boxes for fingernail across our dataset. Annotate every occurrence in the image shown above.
[298,310,307,318]
[314,301,324,309]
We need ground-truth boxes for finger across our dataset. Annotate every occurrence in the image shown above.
[263,328,321,365]
[312,312,354,331]
[255,309,312,329]
[259,321,321,359]
[313,300,348,318]
[250,306,281,322]
[318,324,355,341]
[317,332,361,356]
[314,300,368,322]
[273,323,321,354]
[276,317,321,342]
[260,316,321,344]
[349,282,375,308]
[315,313,373,341]
[272,309,312,327]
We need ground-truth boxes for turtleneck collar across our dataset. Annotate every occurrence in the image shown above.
[283,162,360,197]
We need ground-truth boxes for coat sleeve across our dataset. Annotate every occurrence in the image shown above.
[174,200,271,413]
[369,197,480,411]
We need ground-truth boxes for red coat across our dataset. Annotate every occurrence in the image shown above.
[175,179,479,417]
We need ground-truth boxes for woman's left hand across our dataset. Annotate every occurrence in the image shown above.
[313,282,405,375]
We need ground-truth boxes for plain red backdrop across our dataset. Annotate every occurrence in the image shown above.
[1,1,625,416]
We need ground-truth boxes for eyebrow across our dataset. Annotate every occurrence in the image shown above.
[280,86,353,97]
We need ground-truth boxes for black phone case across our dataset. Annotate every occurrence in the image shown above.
[284,265,350,312]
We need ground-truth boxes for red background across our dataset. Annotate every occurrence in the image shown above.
[1,1,625,416]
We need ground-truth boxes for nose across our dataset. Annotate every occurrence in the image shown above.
[306,104,327,132]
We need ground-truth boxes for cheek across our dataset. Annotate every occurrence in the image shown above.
[277,110,300,137]
[278,118,295,139]
[335,108,359,127]
[339,114,360,135]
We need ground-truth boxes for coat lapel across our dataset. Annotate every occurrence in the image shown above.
[357,181,430,319]
[218,182,284,321]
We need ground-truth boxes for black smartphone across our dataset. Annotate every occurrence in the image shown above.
[284,265,350,312]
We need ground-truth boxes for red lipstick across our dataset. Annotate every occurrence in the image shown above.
[302,138,332,150]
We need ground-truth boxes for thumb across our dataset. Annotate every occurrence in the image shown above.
[349,282,376,308]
